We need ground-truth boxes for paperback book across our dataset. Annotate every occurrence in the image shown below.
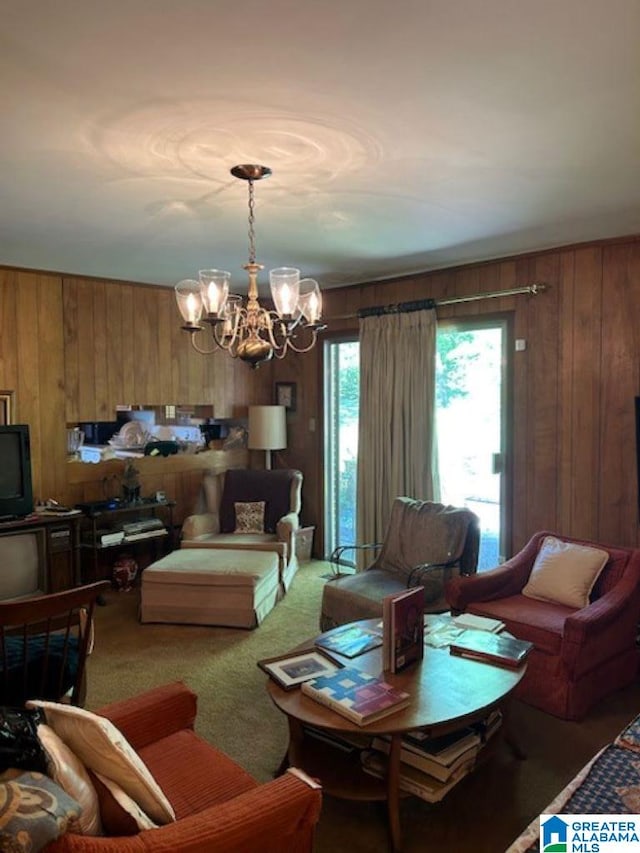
[452,613,505,633]
[315,622,383,658]
[300,666,410,726]
[383,586,424,673]
[449,629,533,668]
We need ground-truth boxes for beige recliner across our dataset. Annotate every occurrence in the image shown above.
[181,468,303,593]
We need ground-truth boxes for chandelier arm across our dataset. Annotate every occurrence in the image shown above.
[211,314,242,350]
[283,328,319,354]
[272,345,290,360]
[188,333,222,356]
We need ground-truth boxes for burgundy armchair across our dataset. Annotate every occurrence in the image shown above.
[446,531,640,720]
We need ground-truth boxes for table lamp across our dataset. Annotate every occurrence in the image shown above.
[248,405,287,469]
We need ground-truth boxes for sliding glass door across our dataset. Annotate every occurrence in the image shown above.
[435,319,509,568]
[323,319,509,567]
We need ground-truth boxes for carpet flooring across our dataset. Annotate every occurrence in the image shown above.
[86,560,640,853]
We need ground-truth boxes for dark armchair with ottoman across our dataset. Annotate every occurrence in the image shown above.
[181,468,303,593]
[446,531,640,720]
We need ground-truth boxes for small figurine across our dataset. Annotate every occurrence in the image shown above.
[121,460,141,504]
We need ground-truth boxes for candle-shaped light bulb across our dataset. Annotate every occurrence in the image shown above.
[281,283,292,315]
[207,283,219,313]
[187,293,197,324]
[308,291,319,323]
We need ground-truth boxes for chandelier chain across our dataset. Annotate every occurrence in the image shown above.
[247,178,256,265]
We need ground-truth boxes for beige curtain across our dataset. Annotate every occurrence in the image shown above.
[356,309,440,555]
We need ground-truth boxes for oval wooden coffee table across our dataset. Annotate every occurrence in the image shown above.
[266,619,526,852]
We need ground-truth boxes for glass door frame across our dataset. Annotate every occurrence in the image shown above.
[322,330,359,560]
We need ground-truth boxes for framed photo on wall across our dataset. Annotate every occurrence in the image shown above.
[275,382,297,412]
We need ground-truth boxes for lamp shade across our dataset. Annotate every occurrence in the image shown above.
[248,406,287,450]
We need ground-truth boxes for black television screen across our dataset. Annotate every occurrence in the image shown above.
[0,425,34,519]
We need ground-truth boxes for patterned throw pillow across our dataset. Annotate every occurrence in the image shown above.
[234,501,266,534]
[0,771,81,851]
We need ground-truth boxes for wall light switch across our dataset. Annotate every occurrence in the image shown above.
[309,418,316,432]
[515,339,527,351]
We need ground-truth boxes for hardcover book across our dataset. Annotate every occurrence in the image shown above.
[361,748,474,803]
[402,726,481,765]
[383,586,424,673]
[371,734,479,782]
[300,666,410,726]
[315,622,383,658]
[449,629,533,668]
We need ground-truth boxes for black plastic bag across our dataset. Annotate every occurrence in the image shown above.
[0,706,47,774]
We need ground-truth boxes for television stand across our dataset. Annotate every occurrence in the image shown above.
[0,513,82,595]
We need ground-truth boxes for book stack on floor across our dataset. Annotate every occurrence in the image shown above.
[361,710,503,802]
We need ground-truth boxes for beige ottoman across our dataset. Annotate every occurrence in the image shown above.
[140,548,280,629]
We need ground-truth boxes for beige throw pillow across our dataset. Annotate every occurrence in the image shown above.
[522,535,608,608]
[27,700,175,826]
[37,723,103,836]
[234,500,265,534]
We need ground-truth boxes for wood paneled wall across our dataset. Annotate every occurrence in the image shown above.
[272,237,640,557]
[2,234,639,557]
[0,268,271,520]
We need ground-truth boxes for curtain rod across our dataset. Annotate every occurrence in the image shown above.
[328,282,547,320]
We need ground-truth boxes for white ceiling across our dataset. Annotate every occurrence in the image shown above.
[2,0,639,294]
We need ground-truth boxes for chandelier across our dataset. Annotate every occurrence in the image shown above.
[175,164,324,369]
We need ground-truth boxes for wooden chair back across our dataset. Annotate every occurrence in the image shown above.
[0,581,109,706]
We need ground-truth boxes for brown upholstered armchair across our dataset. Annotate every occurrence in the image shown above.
[320,497,480,631]
[181,468,303,592]
[446,531,640,720]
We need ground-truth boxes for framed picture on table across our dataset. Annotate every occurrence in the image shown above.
[275,382,297,412]
[258,647,342,690]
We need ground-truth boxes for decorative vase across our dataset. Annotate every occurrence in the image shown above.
[112,554,138,592]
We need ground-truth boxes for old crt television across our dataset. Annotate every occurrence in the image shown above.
[0,424,34,520]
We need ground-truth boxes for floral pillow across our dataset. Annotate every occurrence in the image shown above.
[234,501,266,534]
[0,771,81,851]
